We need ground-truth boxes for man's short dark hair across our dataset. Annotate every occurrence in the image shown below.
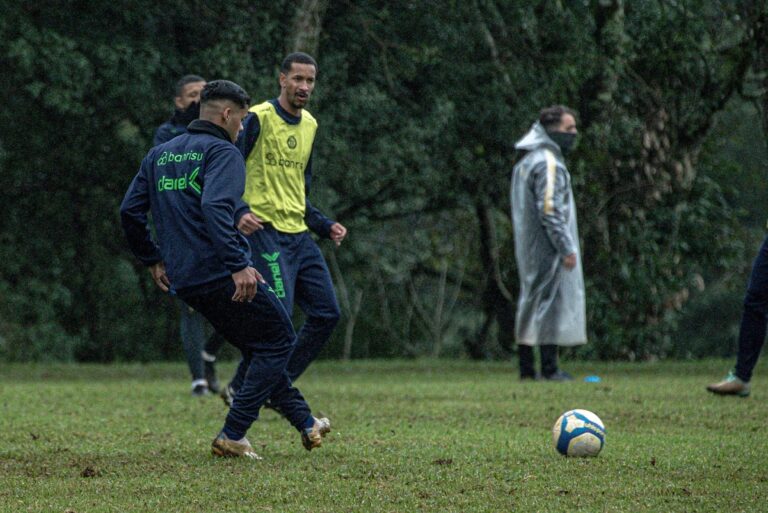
[175,74,206,97]
[539,105,577,131]
[200,80,251,109]
[280,52,318,76]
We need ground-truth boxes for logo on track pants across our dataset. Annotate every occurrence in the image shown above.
[261,252,285,298]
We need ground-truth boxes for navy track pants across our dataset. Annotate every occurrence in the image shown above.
[181,280,311,437]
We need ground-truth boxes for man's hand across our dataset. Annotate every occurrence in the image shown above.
[149,262,171,292]
[562,253,577,270]
[237,212,264,235]
[231,266,266,302]
[330,222,348,247]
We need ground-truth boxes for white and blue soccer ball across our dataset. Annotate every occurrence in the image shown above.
[552,409,606,457]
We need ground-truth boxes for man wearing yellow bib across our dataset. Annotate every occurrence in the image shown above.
[227,53,347,400]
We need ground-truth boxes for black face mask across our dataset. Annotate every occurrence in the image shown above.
[172,101,201,126]
[548,131,577,154]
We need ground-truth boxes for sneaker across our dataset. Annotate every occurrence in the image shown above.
[202,352,221,394]
[301,416,331,451]
[191,381,210,397]
[706,371,751,397]
[542,370,574,382]
[220,384,235,407]
[520,372,541,381]
[211,432,262,459]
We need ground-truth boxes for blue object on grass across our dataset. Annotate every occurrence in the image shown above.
[583,375,601,383]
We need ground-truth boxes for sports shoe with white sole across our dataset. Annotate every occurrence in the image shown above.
[211,432,262,459]
[301,416,331,451]
[706,371,751,397]
[191,380,209,397]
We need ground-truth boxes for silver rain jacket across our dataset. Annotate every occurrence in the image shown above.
[510,122,587,347]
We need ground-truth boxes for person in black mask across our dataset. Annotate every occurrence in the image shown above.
[153,74,227,397]
[154,75,206,146]
[510,105,586,381]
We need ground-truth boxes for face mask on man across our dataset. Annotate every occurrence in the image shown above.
[174,101,201,126]
[548,131,577,154]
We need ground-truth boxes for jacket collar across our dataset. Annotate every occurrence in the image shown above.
[269,98,302,125]
[187,120,232,142]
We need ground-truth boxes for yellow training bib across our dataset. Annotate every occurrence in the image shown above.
[242,101,317,233]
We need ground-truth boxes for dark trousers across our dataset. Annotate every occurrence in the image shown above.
[178,301,227,381]
[246,226,341,382]
[178,300,206,381]
[518,344,558,378]
[735,236,768,382]
[203,331,226,358]
[181,281,311,436]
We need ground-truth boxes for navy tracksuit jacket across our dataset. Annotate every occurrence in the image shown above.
[120,119,312,437]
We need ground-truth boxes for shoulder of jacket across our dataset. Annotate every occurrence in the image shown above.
[520,148,547,167]
[205,142,244,168]
[530,149,563,170]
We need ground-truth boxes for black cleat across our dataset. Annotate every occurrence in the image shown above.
[542,370,574,382]
[192,383,210,396]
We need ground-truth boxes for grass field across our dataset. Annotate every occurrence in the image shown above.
[1,359,766,512]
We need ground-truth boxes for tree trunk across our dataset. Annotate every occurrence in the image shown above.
[288,0,328,56]
[466,200,515,359]
[327,249,363,360]
[342,290,363,360]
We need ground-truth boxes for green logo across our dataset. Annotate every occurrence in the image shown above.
[157,166,201,195]
[157,151,203,166]
[260,252,285,298]
[287,135,297,149]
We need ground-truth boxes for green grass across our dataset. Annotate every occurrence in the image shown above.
[1,359,766,512]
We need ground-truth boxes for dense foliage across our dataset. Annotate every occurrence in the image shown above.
[0,1,766,361]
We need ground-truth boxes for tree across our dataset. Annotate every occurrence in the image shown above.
[0,1,764,362]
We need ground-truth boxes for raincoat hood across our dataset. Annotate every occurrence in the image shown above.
[514,121,563,156]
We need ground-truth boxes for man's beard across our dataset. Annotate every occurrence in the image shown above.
[291,92,309,110]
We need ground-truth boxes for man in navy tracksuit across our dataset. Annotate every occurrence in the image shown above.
[224,53,346,402]
[121,80,330,458]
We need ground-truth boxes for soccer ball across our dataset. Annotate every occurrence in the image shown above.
[552,409,605,457]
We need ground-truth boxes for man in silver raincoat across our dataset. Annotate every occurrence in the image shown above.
[510,105,587,381]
